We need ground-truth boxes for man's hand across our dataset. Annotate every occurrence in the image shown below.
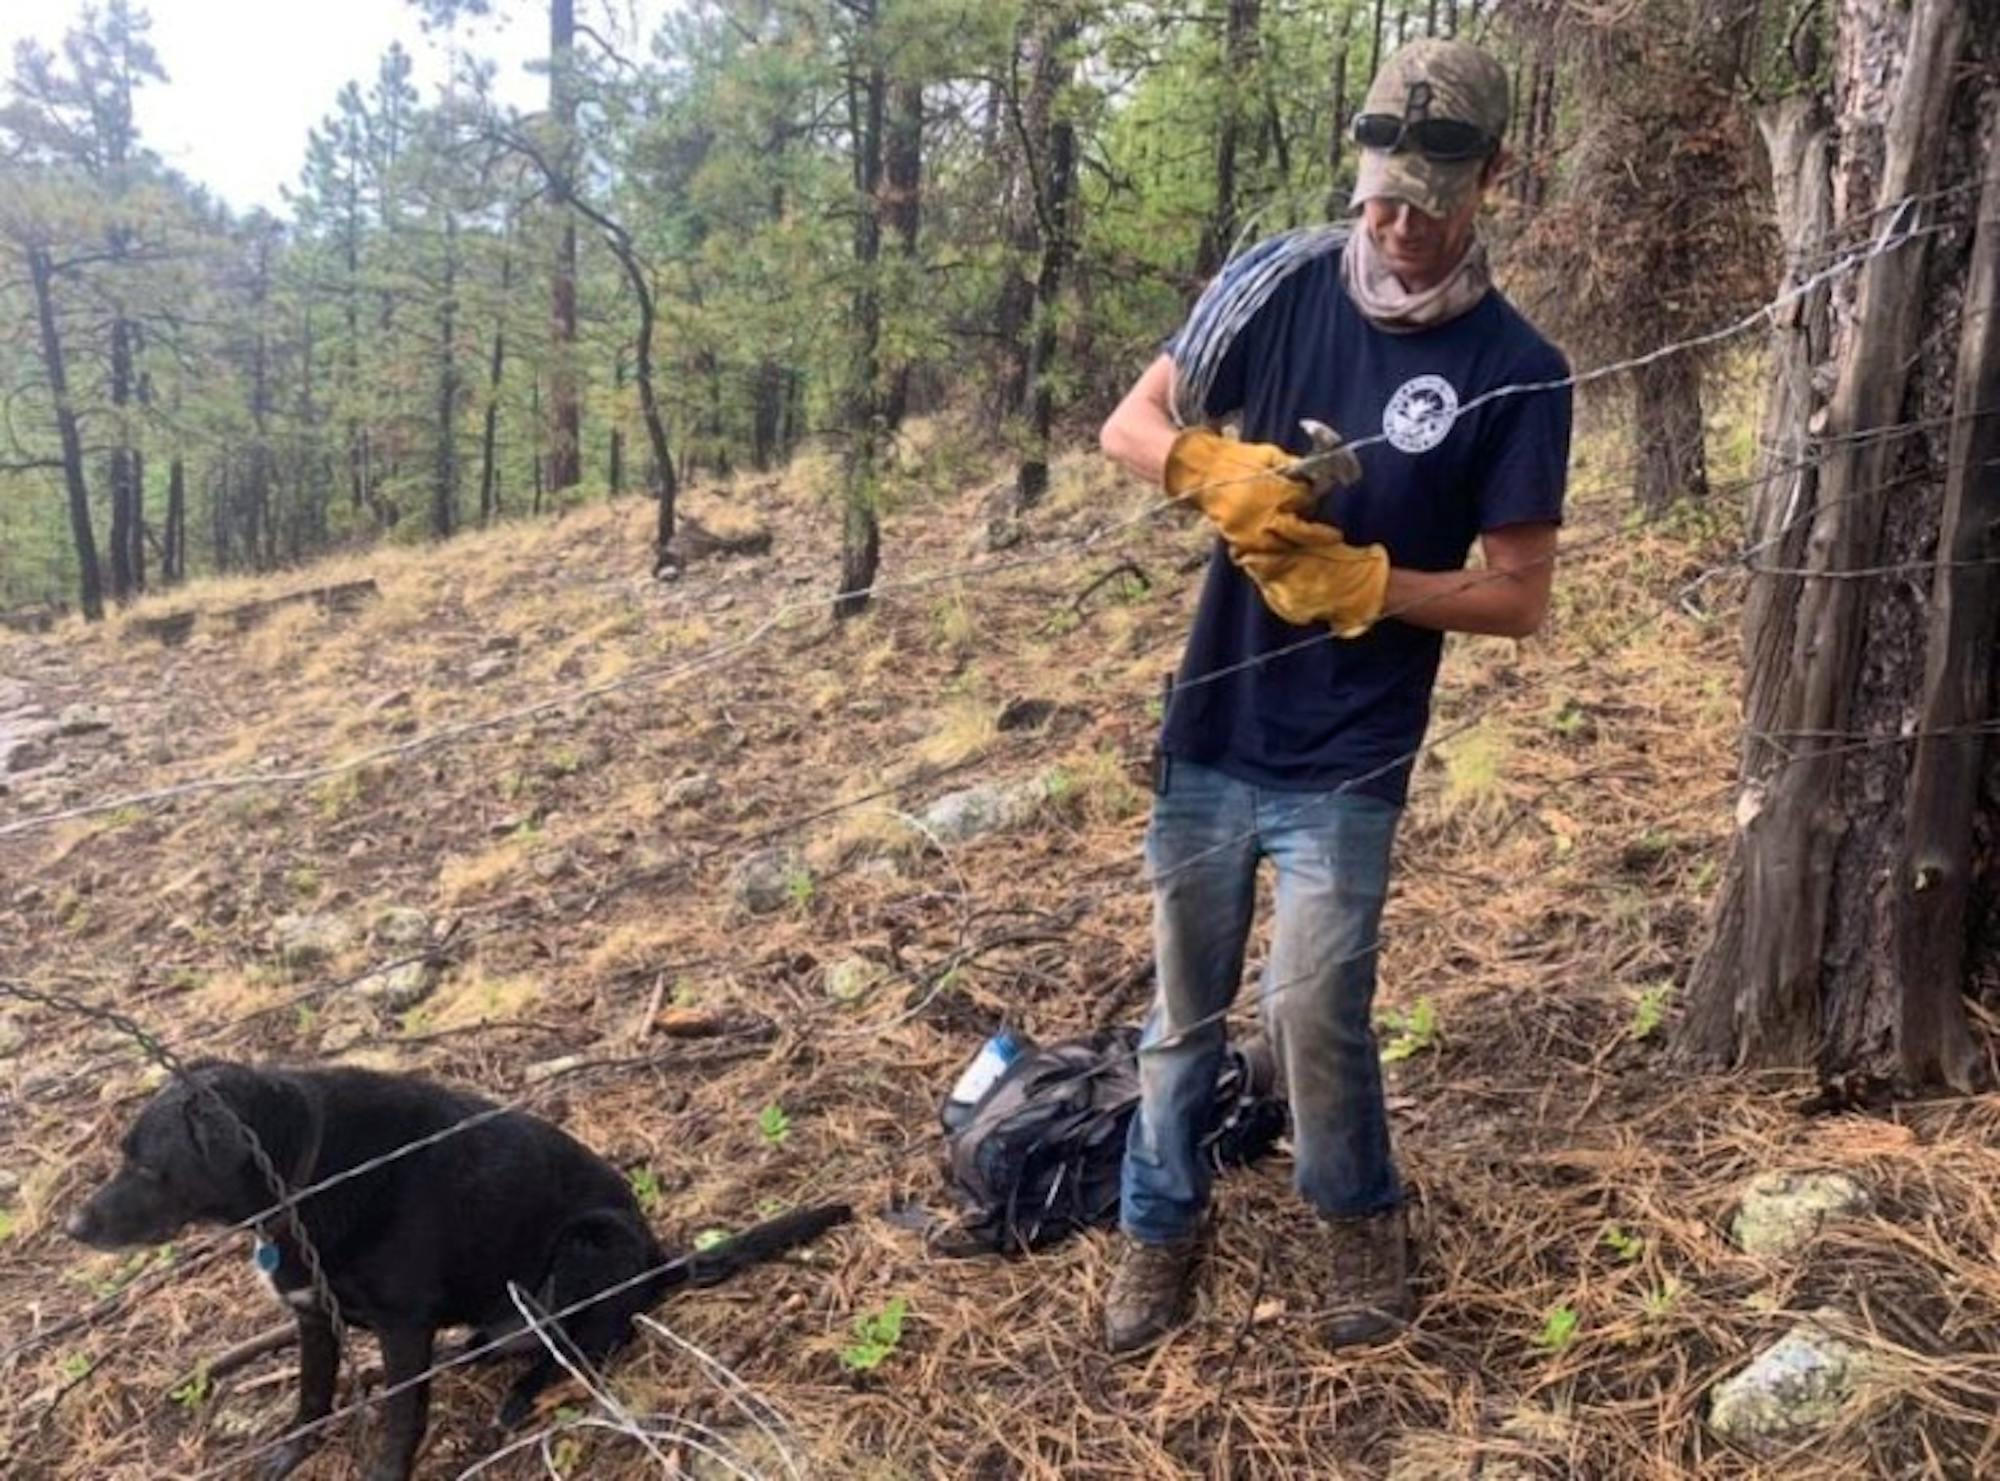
[1164,421,1364,550]
[1232,516,1390,637]
[1162,428,1314,546]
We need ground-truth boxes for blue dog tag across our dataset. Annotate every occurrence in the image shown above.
[253,1238,282,1275]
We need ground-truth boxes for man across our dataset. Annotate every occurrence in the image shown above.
[1096,36,1572,1355]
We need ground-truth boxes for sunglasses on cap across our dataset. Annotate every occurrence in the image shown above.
[1351,112,1497,162]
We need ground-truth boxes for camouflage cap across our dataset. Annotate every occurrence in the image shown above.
[1350,38,1510,219]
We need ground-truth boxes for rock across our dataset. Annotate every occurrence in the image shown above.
[315,1018,371,1056]
[481,632,522,655]
[524,1054,583,1085]
[997,697,1057,731]
[0,716,57,773]
[732,849,806,915]
[273,913,355,976]
[1708,1311,1882,1454]
[466,657,513,685]
[56,703,113,737]
[355,961,439,1013]
[665,774,721,809]
[369,906,432,951]
[824,957,881,1003]
[530,851,573,883]
[918,777,1050,845]
[1731,1171,1870,1259]
[0,1018,25,1058]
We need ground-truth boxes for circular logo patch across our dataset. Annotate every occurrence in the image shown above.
[1381,375,1460,454]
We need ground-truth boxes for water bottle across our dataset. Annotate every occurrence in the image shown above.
[940,1030,1025,1133]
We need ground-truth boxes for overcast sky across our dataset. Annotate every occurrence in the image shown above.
[2,1,672,214]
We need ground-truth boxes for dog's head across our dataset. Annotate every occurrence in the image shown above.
[65,1063,301,1249]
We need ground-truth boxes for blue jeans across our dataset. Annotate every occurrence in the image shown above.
[1121,760,1402,1244]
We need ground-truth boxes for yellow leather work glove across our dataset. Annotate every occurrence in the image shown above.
[1161,427,1311,548]
[1231,511,1390,638]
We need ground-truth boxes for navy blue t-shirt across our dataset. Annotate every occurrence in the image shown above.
[1161,240,1572,804]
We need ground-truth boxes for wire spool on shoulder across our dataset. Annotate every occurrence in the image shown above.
[1168,224,1352,429]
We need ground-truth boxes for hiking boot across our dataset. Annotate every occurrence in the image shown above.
[1321,1205,1412,1348]
[1103,1234,1200,1354]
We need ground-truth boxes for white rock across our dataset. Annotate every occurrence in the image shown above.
[524,1054,583,1085]
[57,703,113,737]
[369,906,432,950]
[1731,1171,1870,1259]
[665,773,721,809]
[273,913,355,976]
[355,961,438,1012]
[917,777,1050,845]
[732,849,805,915]
[1708,1310,1882,1454]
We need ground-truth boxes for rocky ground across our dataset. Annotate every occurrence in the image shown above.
[2,417,1998,1479]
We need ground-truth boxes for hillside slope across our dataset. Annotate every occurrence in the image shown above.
[3,423,1998,1479]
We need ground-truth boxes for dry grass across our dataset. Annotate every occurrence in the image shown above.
[2,386,1998,1478]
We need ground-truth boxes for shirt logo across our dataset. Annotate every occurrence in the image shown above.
[1382,375,1459,454]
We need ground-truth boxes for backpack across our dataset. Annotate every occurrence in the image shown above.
[936,1026,1287,1256]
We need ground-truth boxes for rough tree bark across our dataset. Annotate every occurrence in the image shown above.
[478,227,510,526]
[1013,7,1080,512]
[432,209,459,541]
[26,243,103,622]
[1680,0,1989,1088]
[1633,354,1710,516]
[546,0,582,494]
[164,455,186,584]
[1197,0,1261,279]
[835,1,886,621]
[880,77,922,431]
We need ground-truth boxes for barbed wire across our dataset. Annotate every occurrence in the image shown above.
[0,396,1972,1375]
[0,409,1952,1425]
[0,188,1953,847]
[0,188,1985,1475]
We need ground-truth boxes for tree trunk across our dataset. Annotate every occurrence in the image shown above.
[479,249,508,526]
[246,229,275,571]
[1327,19,1352,217]
[751,360,785,470]
[881,76,922,431]
[836,8,886,621]
[1198,0,1261,279]
[547,0,582,494]
[130,448,146,592]
[165,455,186,584]
[345,141,366,514]
[1680,0,1982,1087]
[107,311,137,603]
[1893,93,2000,1087]
[1632,356,1709,516]
[1369,0,1387,84]
[1014,9,1081,512]
[609,354,625,497]
[433,210,460,541]
[26,244,104,622]
[531,378,545,515]
[994,14,1047,419]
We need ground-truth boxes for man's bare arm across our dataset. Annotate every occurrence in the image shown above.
[1381,523,1559,639]
[1099,355,1182,486]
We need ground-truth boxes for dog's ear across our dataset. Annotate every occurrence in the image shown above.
[178,1080,256,1171]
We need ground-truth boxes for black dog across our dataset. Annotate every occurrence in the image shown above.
[65,1062,849,1480]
